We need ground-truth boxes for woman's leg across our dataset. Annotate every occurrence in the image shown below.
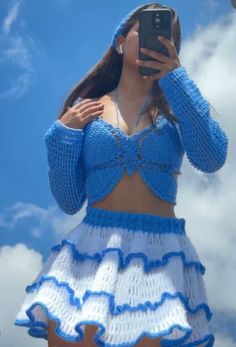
[48,319,98,347]
[134,335,162,347]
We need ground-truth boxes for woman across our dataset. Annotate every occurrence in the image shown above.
[15,2,228,347]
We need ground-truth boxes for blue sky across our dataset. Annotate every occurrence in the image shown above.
[0,1,236,347]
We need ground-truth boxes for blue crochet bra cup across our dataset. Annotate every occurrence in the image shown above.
[45,67,228,215]
[80,103,183,203]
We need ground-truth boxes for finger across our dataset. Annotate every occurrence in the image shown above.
[90,109,104,118]
[83,110,104,123]
[144,71,166,81]
[80,103,104,117]
[71,97,90,107]
[72,99,102,109]
[140,47,168,63]
[158,36,177,57]
[137,59,165,70]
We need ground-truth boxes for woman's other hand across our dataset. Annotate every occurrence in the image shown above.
[60,99,104,129]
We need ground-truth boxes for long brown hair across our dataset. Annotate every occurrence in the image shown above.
[57,2,182,123]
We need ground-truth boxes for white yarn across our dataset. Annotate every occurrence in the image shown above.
[15,221,212,346]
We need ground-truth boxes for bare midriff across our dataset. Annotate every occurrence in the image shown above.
[90,94,179,218]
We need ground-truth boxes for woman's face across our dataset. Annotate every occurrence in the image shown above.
[121,21,140,68]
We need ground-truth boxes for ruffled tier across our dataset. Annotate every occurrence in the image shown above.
[15,219,215,347]
[50,222,206,274]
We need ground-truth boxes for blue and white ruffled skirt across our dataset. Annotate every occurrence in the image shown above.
[15,205,215,347]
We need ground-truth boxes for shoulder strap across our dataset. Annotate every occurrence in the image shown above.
[72,96,83,106]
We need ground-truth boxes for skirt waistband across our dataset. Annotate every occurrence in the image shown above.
[82,206,186,235]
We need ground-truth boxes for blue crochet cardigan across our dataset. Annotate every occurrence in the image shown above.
[44,66,228,214]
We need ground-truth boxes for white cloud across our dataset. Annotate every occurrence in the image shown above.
[0,71,32,99]
[0,202,87,344]
[0,1,40,100]
[214,331,236,347]
[2,1,21,36]
[174,9,236,339]
[0,244,44,347]
[1,201,87,239]
[204,0,220,15]
[0,35,34,70]
[180,12,236,148]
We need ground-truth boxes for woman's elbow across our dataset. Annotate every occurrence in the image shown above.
[187,141,228,173]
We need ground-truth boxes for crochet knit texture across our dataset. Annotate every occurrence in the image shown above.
[44,66,228,215]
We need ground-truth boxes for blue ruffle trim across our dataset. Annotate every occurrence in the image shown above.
[51,239,206,275]
[15,299,215,347]
[25,275,213,321]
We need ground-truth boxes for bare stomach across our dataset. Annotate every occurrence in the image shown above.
[91,171,177,218]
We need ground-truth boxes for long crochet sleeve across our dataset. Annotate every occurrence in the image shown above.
[44,119,86,215]
[158,66,228,173]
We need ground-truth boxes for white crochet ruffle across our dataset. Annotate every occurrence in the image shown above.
[15,220,214,347]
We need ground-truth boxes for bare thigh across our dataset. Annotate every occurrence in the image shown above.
[48,318,162,347]
[47,319,98,347]
[135,335,162,347]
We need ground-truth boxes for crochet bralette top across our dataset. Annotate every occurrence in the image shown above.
[44,66,228,215]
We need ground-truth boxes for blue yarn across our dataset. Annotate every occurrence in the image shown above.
[24,276,213,320]
[111,4,142,49]
[83,205,186,234]
[14,276,215,346]
[111,3,181,54]
[50,239,206,275]
[44,66,228,215]
[15,305,215,347]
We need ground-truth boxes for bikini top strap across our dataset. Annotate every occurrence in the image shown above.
[114,88,152,134]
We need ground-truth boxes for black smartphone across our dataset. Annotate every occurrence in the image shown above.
[138,8,173,76]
